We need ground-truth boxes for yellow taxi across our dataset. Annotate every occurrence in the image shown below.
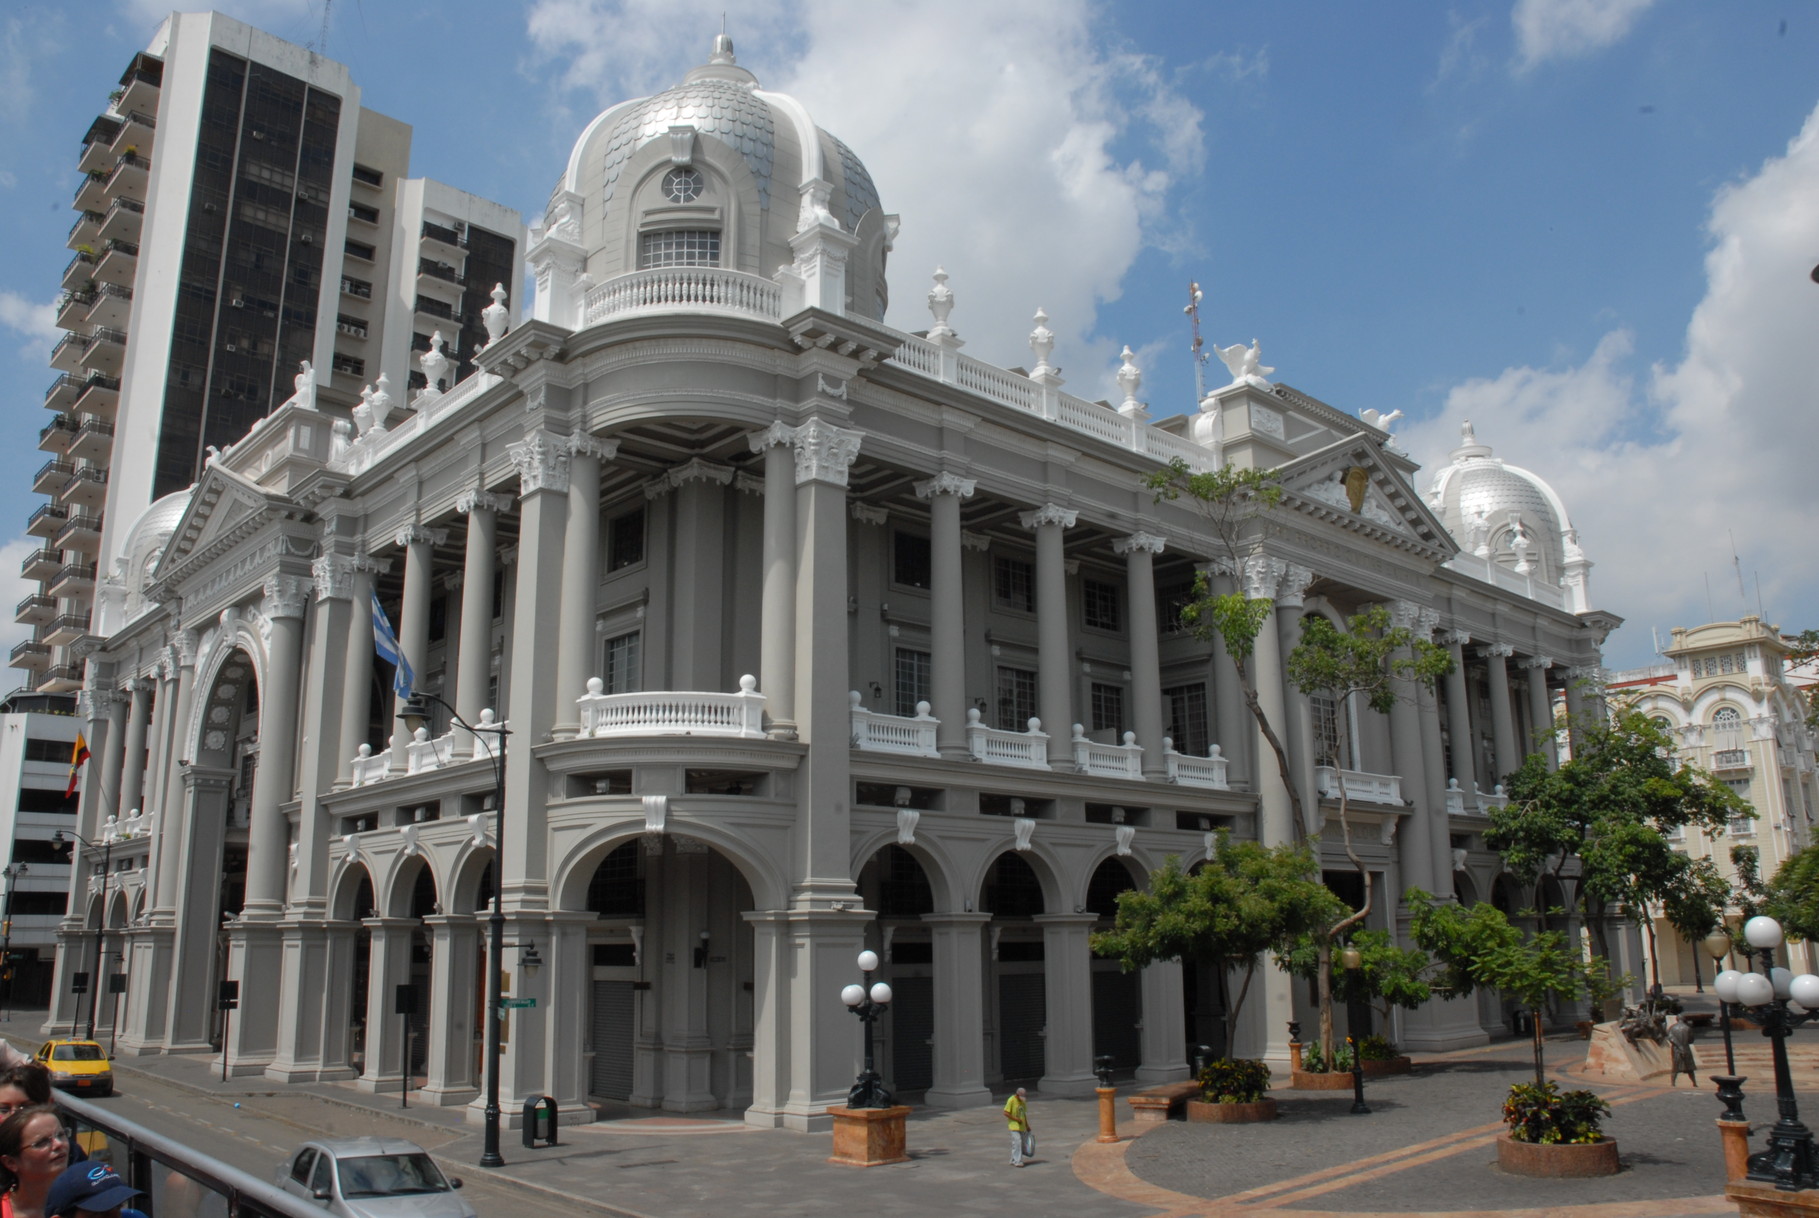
[34,1039,114,1097]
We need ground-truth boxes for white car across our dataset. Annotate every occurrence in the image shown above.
[276,1138,476,1218]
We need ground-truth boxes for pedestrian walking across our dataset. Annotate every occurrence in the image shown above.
[1003,1087,1033,1167]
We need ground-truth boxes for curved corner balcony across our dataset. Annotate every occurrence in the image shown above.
[577,676,768,739]
[582,267,782,327]
[1315,765,1402,806]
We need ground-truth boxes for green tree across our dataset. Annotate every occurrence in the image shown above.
[1786,629,1819,731]
[1278,926,1433,1034]
[1091,836,1345,1042]
[1492,706,1747,966]
[1763,843,1819,943]
[1407,890,1606,1087]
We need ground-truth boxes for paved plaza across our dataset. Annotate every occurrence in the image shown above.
[12,1000,1815,1218]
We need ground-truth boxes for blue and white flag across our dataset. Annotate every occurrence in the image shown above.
[370,589,414,699]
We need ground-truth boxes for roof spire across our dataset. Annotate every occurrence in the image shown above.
[710,30,736,65]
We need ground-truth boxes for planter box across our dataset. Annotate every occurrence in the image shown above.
[827,1105,910,1167]
[1291,1070,1356,1090]
[1496,1132,1620,1178]
[1185,1098,1278,1123]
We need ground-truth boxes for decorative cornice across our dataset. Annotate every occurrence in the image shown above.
[913,472,976,500]
[667,458,735,490]
[1518,655,1555,671]
[1112,531,1167,557]
[746,420,796,453]
[455,489,511,515]
[850,502,888,526]
[792,418,863,487]
[733,472,765,497]
[1018,504,1077,530]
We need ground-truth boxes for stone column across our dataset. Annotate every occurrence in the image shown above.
[1521,657,1557,769]
[51,687,119,1039]
[1442,631,1478,798]
[318,922,361,1077]
[420,914,480,1104]
[389,526,445,768]
[1205,565,1250,788]
[454,492,505,738]
[1136,960,1189,1083]
[164,768,232,1051]
[1564,666,1595,754]
[553,435,615,736]
[1274,565,1316,838]
[1386,632,1434,897]
[336,558,384,785]
[750,426,799,735]
[117,679,153,819]
[1114,532,1167,778]
[1483,643,1518,784]
[1243,557,1293,846]
[1035,912,1099,1095]
[667,460,733,690]
[1020,504,1078,766]
[152,633,196,914]
[357,918,416,1094]
[742,910,790,1123]
[915,473,976,759]
[922,911,991,1108]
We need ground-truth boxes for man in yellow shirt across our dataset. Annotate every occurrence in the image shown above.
[1003,1087,1033,1167]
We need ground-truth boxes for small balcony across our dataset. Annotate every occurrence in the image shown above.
[110,110,156,159]
[58,466,108,510]
[9,640,50,671]
[94,240,138,288]
[341,276,373,300]
[583,267,784,327]
[50,332,87,373]
[47,562,97,598]
[14,595,55,627]
[38,415,78,455]
[25,504,68,539]
[32,459,74,495]
[964,709,1050,770]
[575,676,767,740]
[80,328,127,378]
[38,665,83,694]
[416,258,463,287]
[105,153,150,202]
[849,692,939,758]
[66,211,104,251]
[413,296,463,326]
[78,117,122,174]
[86,283,133,330]
[72,374,120,418]
[67,418,114,465]
[44,374,85,412]
[1314,765,1403,806]
[43,614,92,647]
[97,197,145,246]
[19,548,61,582]
[1164,741,1229,790]
[119,62,162,119]
[53,514,103,555]
[1072,725,1144,779]
[61,249,98,294]
[74,172,110,214]
[56,290,96,332]
[1712,747,1752,771]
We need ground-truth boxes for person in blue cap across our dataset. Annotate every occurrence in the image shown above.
[42,1163,145,1218]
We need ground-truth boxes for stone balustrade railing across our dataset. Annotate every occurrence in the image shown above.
[1165,741,1229,790]
[576,675,768,739]
[350,744,392,786]
[1072,725,1143,779]
[584,267,783,326]
[965,710,1050,770]
[405,727,455,775]
[1315,765,1402,806]
[850,692,940,758]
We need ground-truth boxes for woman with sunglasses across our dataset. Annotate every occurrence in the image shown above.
[0,1105,72,1218]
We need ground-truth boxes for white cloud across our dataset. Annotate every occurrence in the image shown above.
[1511,0,1657,72]
[1403,102,1819,666]
[523,0,1204,378]
[0,290,58,357]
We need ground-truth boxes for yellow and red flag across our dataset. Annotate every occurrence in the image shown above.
[64,733,89,798]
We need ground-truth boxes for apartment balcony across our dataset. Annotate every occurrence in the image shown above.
[14,596,55,627]
[340,275,374,301]
[38,665,82,694]
[32,460,74,495]
[25,504,68,539]
[93,241,138,288]
[86,283,133,330]
[79,328,127,378]
[61,249,98,294]
[72,374,120,419]
[850,693,940,758]
[58,466,108,510]
[44,374,84,412]
[1712,747,1753,771]
[583,267,783,327]
[67,417,114,465]
[105,153,150,203]
[38,415,78,455]
[47,563,97,598]
[1315,765,1403,806]
[49,331,87,373]
[74,172,110,213]
[964,710,1051,770]
[335,318,369,341]
[43,614,91,647]
[56,291,96,332]
[416,258,464,288]
[52,514,102,555]
[97,197,145,246]
[66,211,104,251]
[118,62,162,120]
[1164,741,1230,790]
[19,548,60,582]
[9,640,50,672]
[346,201,380,227]
[420,220,464,255]
[78,117,121,174]
[413,296,463,327]
[109,110,156,159]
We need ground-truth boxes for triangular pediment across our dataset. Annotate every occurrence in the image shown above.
[1276,438,1457,561]
[150,464,302,587]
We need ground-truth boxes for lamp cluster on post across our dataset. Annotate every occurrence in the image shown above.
[1341,945,1370,1116]
[1,863,26,1018]
[396,692,509,1168]
[52,830,109,1039]
[840,949,894,1109]
[1711,915,1819,1192]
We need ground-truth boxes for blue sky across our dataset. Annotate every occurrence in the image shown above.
[1,0,1816,671]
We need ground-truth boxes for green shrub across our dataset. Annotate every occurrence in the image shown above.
[1357,1034,1398,1062]
[1501,1081,1609,1144]
[1300,1040,1354,1073]
[1198,1057,1271,1104]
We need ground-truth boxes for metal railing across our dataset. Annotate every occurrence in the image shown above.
[417,259,461,284]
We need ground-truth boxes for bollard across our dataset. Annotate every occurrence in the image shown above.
[521,1095,559,1149]
[1717,1120,1750,1183]
[1096,1087,1118,1144]
[1288,1039,1303,1074]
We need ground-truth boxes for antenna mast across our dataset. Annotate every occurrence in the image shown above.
[1185,281,1208,403]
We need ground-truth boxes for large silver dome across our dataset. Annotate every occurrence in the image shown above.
[1427,420,1590,606]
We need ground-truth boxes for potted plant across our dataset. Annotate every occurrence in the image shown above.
[1498,1081,1618,1177]
[1185,1057,1277,1123]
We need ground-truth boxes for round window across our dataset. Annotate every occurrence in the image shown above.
[663,168,704,203]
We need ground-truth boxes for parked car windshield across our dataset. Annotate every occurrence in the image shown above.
[51,1044,105,1062]
[335,1154,450,1198]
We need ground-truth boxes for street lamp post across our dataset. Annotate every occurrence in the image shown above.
[1722,915,1819,1191]
[52,831,110,1039]
[840,950,894,1108]
[1340,946,1370,1116]
[1704,928,1739,1077]
[1,863,26,1018]
[397,692,508,1168]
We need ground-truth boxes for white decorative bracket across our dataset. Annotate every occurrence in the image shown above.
[629,925,644,967]
[643,794,669,836]
[1013,816,1035,852]
[1114,824,1136,857]
[895,808,920,846]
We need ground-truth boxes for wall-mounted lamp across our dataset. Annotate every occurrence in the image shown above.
[694,930,711,969]
[517,943,543,975]
[869,681,884,699]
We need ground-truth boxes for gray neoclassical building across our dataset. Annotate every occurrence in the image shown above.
[46,36,1618,1132]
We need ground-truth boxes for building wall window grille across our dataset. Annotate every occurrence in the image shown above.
[993,557,1034,613]
[894,649,931,717]
[892,531,931,589]
[607,508,645,571]
[1163,683,1209,758]
[1090,683,1125,736]
[1311,692,1348,769]
[602,631,641,695]
[636,229,720,269]
[995,666,1037,731]
[1156,579,1196,635]
[1083,578,1122,632]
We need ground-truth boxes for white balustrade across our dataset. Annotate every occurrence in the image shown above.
[1315,765,1402,805]
[850,692,940,757]
[350,743,392,786]
[1072,725,1143,779]
[1481,784,1510,814]
[584,268,782,326]
[1165,740,1229,790]
[576,674,768,739]
[405,726,456,775]
[964,709,1050,770]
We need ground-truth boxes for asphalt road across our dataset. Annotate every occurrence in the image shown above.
[88,1073,579,1218]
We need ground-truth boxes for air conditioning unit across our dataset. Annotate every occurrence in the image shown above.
[224,343,236,352]
[299,232,314,244]
[230,296,244,308]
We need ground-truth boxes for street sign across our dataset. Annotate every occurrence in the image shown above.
[502,997,536,1009]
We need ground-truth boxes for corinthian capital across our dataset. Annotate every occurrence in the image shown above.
[507,430,571,494]
[1112,531,1167,557]
[455,489,511,515]
[1240,555,1285,601]
[792,418,863,487]
[262,573,312,620]
[913,472,976,500]
[395,525,450,549]
[1018,504,1078,530]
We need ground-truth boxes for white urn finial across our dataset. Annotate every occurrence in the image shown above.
[481,284,510,347]
[1116,345,1147,420]
[927,267,956,339]
[1029,307,1055,377]
[419,331,452,396]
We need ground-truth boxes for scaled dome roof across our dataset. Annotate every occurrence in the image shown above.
[1426,420,1588,593]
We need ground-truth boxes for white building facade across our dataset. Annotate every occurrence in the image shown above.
[46,36,1616,1130]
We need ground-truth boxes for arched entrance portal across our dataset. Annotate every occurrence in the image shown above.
[981,851,1048,1084]
[1085,857,1142,1078]
[855,845,935,1096]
